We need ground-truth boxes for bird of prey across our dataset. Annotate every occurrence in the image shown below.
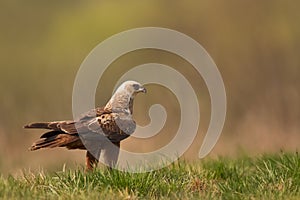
[24,80,146,171]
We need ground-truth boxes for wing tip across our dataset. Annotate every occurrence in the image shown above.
[29,145,37,151]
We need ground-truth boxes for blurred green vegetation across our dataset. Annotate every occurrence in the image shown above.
[0,153,299,199]
[0,1,299,173]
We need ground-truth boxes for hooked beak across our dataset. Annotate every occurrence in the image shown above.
[139,86,147,93]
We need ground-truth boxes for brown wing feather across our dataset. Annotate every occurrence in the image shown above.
[29,131,82,151]
[25,106,136,150]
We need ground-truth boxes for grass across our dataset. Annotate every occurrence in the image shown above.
[0,152,299,199]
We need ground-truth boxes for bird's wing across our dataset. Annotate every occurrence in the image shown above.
[58,107,135,138]
[25,107,135,150]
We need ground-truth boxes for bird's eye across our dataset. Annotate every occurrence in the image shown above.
[133,84,140,90]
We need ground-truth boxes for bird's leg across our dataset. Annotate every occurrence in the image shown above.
[85,151,99,172]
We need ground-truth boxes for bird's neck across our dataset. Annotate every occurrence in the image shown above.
[105,92,134,115]
[128,97,134,114]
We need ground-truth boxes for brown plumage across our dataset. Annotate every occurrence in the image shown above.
[24,81,146,171]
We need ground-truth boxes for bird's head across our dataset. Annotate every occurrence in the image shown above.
[105,81,146,113]
[121,80,147,95]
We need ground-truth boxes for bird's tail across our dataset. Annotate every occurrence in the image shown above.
[24,122,59,130]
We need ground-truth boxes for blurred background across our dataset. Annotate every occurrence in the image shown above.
[0,0,299,175]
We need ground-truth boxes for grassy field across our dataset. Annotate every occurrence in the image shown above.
[0,152,299,199]
[0,0,300,175]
